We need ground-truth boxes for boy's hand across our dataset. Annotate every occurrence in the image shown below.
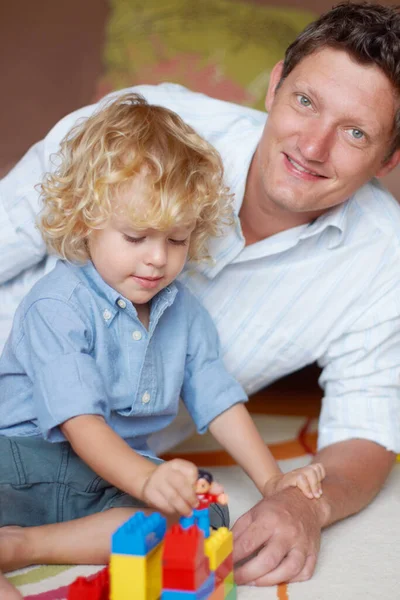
[263,463,326,499]
[141,459,199,516]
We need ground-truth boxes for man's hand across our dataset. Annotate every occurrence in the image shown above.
[232,487,325,586]
[232,440,396,586]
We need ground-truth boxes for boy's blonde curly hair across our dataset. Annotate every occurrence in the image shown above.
[38,92,233,262]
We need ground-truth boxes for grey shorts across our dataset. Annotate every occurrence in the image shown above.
[0,436,229,529]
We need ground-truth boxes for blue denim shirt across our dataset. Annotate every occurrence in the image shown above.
[0,260,246,456]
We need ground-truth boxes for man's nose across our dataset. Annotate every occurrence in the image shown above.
[297,121,334,163]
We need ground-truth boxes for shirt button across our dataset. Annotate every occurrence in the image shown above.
[142,392,151,404]
[117,299,127,309]
[103,309,112,321]
[132,330,142,341]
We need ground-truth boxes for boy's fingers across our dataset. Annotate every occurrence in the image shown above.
[314,463,326,482]
[296,474,314,499]
[170,459,199,483]
[303,468,322,497]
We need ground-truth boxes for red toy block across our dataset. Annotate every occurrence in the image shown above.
[67,566,109,600]
[162,523,210,591]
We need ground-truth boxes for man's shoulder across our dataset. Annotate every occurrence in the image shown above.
[352,179,400,243]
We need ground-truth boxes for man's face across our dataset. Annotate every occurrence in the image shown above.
[254,47,400,216]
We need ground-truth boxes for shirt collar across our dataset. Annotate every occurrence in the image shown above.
[71,261,178,326]
[299,200,349,248]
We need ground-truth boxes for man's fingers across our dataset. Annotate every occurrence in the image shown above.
[234,538,288,585]
[288,552,318,583]
[231,510,254,543]
[233,515,274,563]
[250,547,309,587]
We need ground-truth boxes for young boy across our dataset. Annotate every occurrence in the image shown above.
[0,94,324,596]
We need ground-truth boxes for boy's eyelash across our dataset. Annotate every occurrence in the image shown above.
[123,234,188,246]
[170,239,188,246]
[123,234,143,244]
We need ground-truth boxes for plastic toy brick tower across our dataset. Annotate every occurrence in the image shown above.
[108,511,236,600]
[110,512,167,600]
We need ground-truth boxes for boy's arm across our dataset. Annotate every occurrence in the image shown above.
[208,403,281,494]
[61,414,199,515]
[61,414,157,499]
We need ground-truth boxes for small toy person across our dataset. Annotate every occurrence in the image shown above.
[178,469,228,537]
[195,470,228,509]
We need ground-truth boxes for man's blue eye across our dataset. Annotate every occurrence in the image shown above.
[299,95,311,107]
[351,129,364,140]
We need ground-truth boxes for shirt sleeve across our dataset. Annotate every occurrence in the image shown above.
[17,298,110,442]
[318,276,400,453]
[181,291,247,434]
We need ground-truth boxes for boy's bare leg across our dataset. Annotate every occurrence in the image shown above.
[0,508,149,572]
[0,571,22,600]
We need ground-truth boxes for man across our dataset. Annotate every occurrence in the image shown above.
[0,1,399,592]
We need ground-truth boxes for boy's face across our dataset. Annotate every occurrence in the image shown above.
[87,183,194,305]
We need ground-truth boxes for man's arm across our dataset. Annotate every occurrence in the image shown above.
[232,439,395,586]
[314,438,395,526]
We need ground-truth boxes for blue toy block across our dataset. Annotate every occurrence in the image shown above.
[161,572,215,600]
[193,507,210,539]
[111,511,167,556]
[179,514,196,529]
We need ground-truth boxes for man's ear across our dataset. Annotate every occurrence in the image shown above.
[265,60,285,113]
[376,148,400,178]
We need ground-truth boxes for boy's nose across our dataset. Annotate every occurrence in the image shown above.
[145,243,167,267]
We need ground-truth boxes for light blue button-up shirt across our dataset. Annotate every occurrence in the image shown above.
[0,260,246,455]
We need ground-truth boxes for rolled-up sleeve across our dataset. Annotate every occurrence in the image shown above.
[18,299,110,442]
[181,294,247,434]
[318,280,400,453]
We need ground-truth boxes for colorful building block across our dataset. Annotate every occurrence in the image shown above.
[162,524,210,591]
[110,541,163,600]
[204,528,233,570]
[68,567,109,600]
[225,585,237,600]
[162,572,215,600]
[206,582,225,600]
[214,553,233,586]
[111,511,167,556]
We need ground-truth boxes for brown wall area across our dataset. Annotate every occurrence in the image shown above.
[0,0,399,198]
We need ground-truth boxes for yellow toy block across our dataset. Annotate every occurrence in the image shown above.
[110,542,163,600]
[204,528,233,570]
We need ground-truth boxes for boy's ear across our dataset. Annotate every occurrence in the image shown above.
[265,60,284,112]
[375,148,400,179]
